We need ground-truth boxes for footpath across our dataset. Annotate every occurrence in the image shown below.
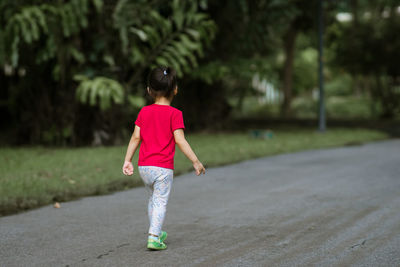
[1,140,399,266]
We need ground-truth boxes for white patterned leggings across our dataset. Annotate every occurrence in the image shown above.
[138,166,173,237]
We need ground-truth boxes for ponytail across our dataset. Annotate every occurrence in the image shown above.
[147,66,177,99]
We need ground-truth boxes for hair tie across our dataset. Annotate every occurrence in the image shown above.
[163,70,167,76]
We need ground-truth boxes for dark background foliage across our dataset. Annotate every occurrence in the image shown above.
[1,0,399,146]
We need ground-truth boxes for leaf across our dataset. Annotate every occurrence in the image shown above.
[69,47,85,64]
[172,0,185,30]
[155,57,169,67]
[185,29,200,40]
[128,95,145,108]
[73,74,88,81]
[162,51,182,76]
[179,34,199,50]
[92,0,103,13]
[75,76,124,110]
[130,27,147,41]
[103,54,115,66]
[11,36,20,67]
[143,25,161,48]
[164,45,189,72]
[119,27,129,54]
[22,9,39,41]
[89,78,100,106]
[17,15,32,43]
[130,46,144,65]
[31,6,48,34]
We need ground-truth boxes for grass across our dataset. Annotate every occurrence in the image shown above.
[0,128,389,216]
[232,95,378,119]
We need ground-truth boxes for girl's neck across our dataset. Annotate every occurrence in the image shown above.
[154,97,172,106]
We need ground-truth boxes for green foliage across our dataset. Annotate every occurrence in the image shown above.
[2,0,101,67]
[326,96,374,119]
[74,75,124,111]
[325,73,353,97]
[207,0,298,58]
[327,0,400,117]
[237,93,375,120]
[2,0,398,146]
[127,95,146,109]
[292,34,318,95]
[1,0,218,146]
[114,0,216,77]
[192,56,279,95]
[291,96,375,119]
[188,61,230,85]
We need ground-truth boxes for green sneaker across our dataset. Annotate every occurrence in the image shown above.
[159,231,167,243]
[147,238,167,250]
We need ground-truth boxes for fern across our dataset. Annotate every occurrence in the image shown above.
[113,0,156,55]
[74,75,124,111]
[2,0,217,111]
[4,0,101,67]
[114,0,217,77]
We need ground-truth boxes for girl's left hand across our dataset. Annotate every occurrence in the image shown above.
[122,161,134,176]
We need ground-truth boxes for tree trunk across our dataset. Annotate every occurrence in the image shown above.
[280,25,298,118]
[374,73,394,118]
[350,0,359,28]
[236,86,247,112]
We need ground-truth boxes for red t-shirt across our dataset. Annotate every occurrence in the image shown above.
[135,104,185,169]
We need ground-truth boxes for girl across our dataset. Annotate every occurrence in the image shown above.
[122,66,205,250]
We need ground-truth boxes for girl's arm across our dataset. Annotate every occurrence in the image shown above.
[174,129,205,176]
[122,126,141,175]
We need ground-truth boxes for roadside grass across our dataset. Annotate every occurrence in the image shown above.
[0,128,388,216]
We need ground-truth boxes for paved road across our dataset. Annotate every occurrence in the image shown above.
[1,140,400,267]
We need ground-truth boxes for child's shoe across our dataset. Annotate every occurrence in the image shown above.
[147,238,167,250]
[159,231,167,243]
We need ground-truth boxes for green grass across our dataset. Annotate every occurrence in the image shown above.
[0,128,389,216]
[232,95,377,119]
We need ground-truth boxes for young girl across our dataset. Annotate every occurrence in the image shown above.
[122,66,205,250]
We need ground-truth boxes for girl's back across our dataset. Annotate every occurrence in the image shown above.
[135,104,184,169]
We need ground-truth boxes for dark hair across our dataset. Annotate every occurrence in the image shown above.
[147,66,177,99]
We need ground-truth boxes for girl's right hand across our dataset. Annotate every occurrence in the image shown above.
[193,160,205,176]
[122,161,134,176]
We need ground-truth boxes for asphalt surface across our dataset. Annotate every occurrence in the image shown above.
[1,139,400,267]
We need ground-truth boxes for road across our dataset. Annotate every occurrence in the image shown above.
[1,140,400,266]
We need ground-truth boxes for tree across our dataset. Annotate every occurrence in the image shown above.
[328,0,400,118]
[279,0,318,118]
[0,0,216,145]
[197,0,320,119]
[177,0,292,127]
